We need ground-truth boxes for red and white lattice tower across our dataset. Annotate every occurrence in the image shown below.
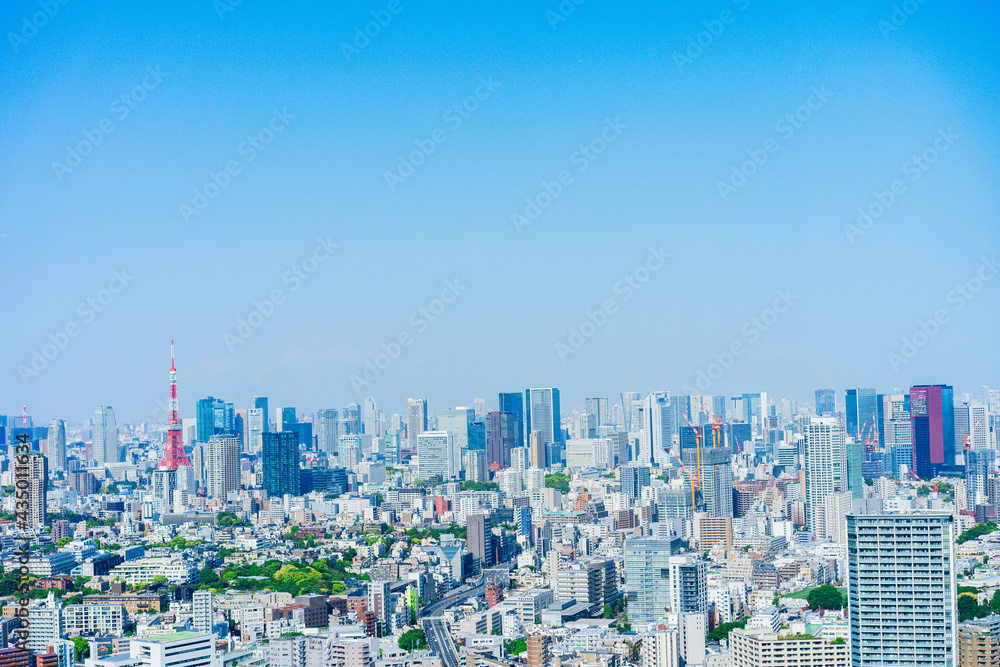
[158,339,192,470]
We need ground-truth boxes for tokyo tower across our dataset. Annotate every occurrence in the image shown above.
[158,339,192,470]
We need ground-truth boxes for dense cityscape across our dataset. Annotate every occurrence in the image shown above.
[1,341,997,667]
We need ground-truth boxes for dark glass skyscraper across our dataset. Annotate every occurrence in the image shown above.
[254,396,269,432]
[262,431,300,496]
[486,411,517,470]
[910,384,955,479]
[499,392,525,448]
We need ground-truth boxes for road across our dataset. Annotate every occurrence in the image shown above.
[420,565,514,667]
[423,617,460,667]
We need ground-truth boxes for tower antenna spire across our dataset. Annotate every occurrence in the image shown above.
[159,339,192,470]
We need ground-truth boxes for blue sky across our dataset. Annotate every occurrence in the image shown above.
[2,0,998,424]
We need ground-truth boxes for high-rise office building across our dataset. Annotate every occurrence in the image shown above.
[438,407,475,451]
[46,419,66,473]
[499,392,526,449]
[966,449,996,508]
[248,408,264,455]
[910,384,956,478]
[584,397,609,438]
[406,398,428,444]
[742,392,768,437]
[316,409,339,457]
[846,388,878,446]
[205,436,240,499]
[464,450,488,482]
[486,411,517,471]
[847,513,956,667]
[196,397,235,442]
[342,403,362,435]
[91,406,117,465]
[621,465,651,500]
[417,431,459,481]
[467,513,493,570]
[638,392,673,467]
[262,432,300,497]
[383,428,401,467]
[474,398,486,422]
[699,447,733,518]
[804,417,846,537]
[625,537,695,622]
[529,429,547,469]
[253,396,269,432]
[129,632,217,667]
[192,590,213,634]
[525,388,563,450]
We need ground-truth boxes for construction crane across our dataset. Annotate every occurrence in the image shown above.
[679,410,703,511]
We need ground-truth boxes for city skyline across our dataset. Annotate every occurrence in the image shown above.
[2,1,998,421]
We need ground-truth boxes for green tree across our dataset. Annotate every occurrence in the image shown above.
[959,593,992,621]
[72,637,90,659]
[989,589,1000,615]
[958,522,998,545]
[151,575,169,587]
[544,473,571,494]
[807,585,845,611]
[504,639,527,655]
[706,619,747,642]
[603,603,614,619]
[199,567,220,587]
[398,629,426,652]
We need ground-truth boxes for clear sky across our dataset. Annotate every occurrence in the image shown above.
[2,0,998,424]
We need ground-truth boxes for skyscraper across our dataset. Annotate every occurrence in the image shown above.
[316,409,340,457]
[741,392,768,436]
[262,432,300,497]
[486,411,517,470]
[847,513,956,667]
[342,403,362,435]
[815,387,836,416]
[529,429,547,469]
[406,398,428,444]
[910,384,956,478]
[804,417,846,537]
[620,391,642,432]
[91,406,117,465]
[584,397,609,437]
[845,388,878,445]
[417,431,459,481]
[625,537,705,623]
[699,446,733,518]
[384,428,401,467]
[248,408,264,455]
[638,392,673,467]
[20,452,47,528]
[499,392,525,448]
[621,465,650,500]
[525,388,563,450]
[438,407,475,451]
[205,435,240,498]
[253,396,269,432]
[467,513,493,570]
[46,419,66,473]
